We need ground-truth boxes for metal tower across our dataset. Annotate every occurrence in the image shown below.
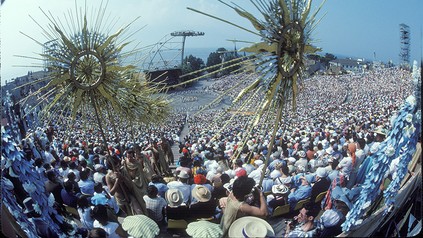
[399,23,410,68]
[170,30,205,65]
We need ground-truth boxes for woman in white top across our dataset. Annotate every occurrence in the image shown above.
[77,197,94,230]
[92,204,127,238]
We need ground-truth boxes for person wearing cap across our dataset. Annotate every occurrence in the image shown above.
[317,208,344,237]
[284,202,320,238]
[287,176,312,211]
[310,167,331,204]
[267,184,290,212]
[189,185,217,221]
[294,151,308,173]
[93,164,107,184]
[220,176,268,237]
[167,170,192,204]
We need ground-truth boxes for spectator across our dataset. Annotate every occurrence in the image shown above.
[284,202,320,237]
[189,185,216,220]
[92,204,127,238]
[143,185,167,224]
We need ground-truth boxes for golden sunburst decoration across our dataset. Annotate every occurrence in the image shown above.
[188,0,325,186]
[17,1,170,145]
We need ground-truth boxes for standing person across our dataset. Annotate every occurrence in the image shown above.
[120,148,149,215]
[160,136,175,165]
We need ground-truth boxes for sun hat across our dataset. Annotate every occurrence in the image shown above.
[165,189,184,207]
[272,184,289,195]
[228,216,275,238]
[178,170,190,179]
[288,157,296,163]
[320,209,342,228]
[316,167,328,178]
[270,170,282,179]
[122,215,159,238]
[186,220,223,238]
[192,185,212,202]
[254,160,264,166]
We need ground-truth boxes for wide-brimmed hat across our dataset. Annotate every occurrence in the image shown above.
[316,167,328,178]
[186,220,223,238]
[178,170,189,179]
[122,215,159,238]
[192,185,212,202]
[228,216,275,238]
[165,189,184,207]
[373,126,387,136]
[272,184,289,195]
[320,209,342,228]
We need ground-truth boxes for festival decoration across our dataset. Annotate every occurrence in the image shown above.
[342,61,421,232]
[1,126,78,237]
[17,2,170,144]
[189,0,325,186]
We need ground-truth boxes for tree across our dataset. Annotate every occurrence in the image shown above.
[180,54,205,85]
[206,47,241,77]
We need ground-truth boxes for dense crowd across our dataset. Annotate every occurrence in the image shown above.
[2,66,416,237]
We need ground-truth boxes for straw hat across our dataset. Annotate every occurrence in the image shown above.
[165,189,184,207]
[228,216,275,238]
[272,184,289,195]
[186,220,223,238]
[192,185,212,202]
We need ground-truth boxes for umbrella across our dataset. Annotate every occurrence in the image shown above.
[121,215,159,238]
[186,220,223,238]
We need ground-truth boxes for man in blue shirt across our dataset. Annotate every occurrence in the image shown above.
[287,176,311,210]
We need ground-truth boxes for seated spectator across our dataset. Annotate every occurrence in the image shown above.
[165,188,189,221]
[143,185,167,224]
[220,176,268,237]
[77,197,94,230]
[92,204,127,238]
[91,183,119,216]
[61,180,80,208]
[78,169,95,196]
[318,209,344,237]
[93,164,107,184]
[65,172,81,194]
[287,176,312,210]
[310,167,331,204]
[45,170,64,204]
[191,174,213,201]
[267,184,290,211]
[167,171,191,204]
[149,174,168,198]
[284,202,320,238]
[189,185,216,220]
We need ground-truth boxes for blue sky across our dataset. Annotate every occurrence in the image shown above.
[1,0,422,85]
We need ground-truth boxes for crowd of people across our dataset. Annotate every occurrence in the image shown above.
[2,66,417,237]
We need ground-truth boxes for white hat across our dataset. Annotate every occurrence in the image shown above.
[320,209,341,228]
[166,189,184,207]
[316,167,328,178]
[288,157,296,163]
[325,147,334,155]
[191,185,211,202]
[297,151,306,158]
[254,160,264,166]
[228,216,274,238]
[178,170,189,179]
[94,164,104,171]
[270,170,282,179]
[271,184,289,195]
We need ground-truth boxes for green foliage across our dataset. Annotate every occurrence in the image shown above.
[206,48,240,77]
